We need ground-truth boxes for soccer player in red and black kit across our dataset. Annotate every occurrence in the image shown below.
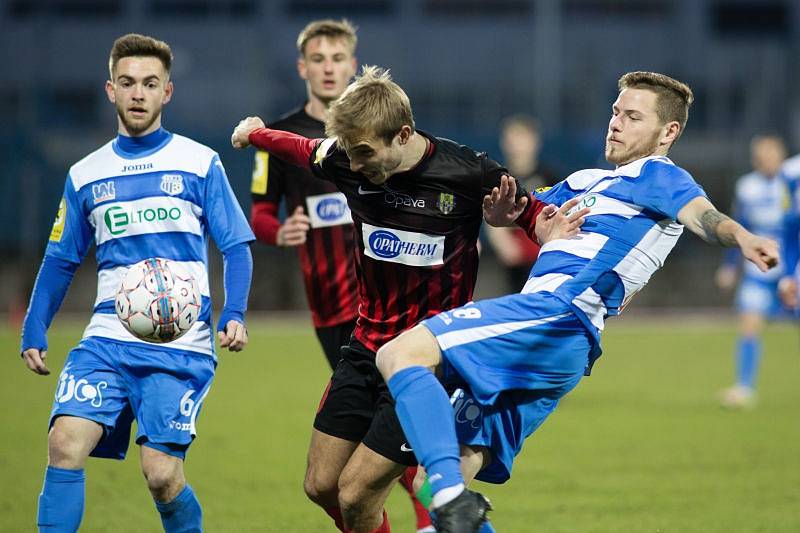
[232,67,568,533]
[250,20,359,370]
[249,21,434,532]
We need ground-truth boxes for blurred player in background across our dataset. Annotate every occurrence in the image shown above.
[376,72,780,533]
[248,19,434,532]
[250,19,358,370]
[485,115,555,292]
[778,152,800,314]
[715,134,788,409]
[231,66,580,533]
[20,34,253,532]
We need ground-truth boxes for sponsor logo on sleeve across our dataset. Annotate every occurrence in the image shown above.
[49,198,66,242]
[362,223,445,267]
[314,138,338,166]
[160,174,184,196]
[306,192,353,228]
[251,151,268,194]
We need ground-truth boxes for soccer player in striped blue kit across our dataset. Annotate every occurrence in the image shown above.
[375,72,780,533]
[20,34,254,532]
[778,153,800,315]
[715,135,789,409]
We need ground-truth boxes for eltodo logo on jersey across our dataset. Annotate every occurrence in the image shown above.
[55,364,107,408]
[160,174,184,196]
[104,205,183,235]
[362,223,445,266]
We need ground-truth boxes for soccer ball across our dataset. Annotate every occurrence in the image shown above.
[115,258,201,343]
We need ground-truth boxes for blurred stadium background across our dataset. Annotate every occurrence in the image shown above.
[1,0,799,531]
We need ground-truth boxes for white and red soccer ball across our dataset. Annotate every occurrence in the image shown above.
[115,258,201,343]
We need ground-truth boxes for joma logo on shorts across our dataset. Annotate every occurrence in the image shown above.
[169,420,192,431]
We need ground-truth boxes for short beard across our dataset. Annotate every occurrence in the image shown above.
[116,105,160,136]
[606,131,661,166]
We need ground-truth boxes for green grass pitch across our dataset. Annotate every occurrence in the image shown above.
[1,317,798,532]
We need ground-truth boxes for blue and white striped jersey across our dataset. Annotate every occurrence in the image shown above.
[781,154,800,278]
[723,170,787,280]
[522,156,706,341]
[45,129,254,357]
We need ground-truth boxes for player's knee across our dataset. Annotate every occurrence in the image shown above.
[337,477,369,518]
[47,420,98,469]
[303,466,339,506]
[141,454,184,502]
[375,337,406,379]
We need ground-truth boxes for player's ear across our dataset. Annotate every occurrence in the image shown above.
[298,57,308,80]
[163,80,174,105]
[660,121,680,148]
[105,80,116,104]
[397,125,412,145]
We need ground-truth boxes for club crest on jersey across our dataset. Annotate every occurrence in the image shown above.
[160,174,184,196]
[437,192,455,214]
[92,181,116,204]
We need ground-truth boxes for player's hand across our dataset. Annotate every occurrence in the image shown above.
[534,198,589,244]
[739,234,779,273]
[218,320,248,352]
[231,116,266,149]
[714,265,737,291]
[778,276,798,308]
[22,348,50,375]
[482,175,529,226]
[277,206,311,247]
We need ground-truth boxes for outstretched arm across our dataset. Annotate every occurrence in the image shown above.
[677,196,779,272]
[231,116,319,169]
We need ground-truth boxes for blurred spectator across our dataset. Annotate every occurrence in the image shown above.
[486,115,555,292]
[716,134,789,409]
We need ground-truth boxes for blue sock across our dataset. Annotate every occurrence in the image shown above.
[155,484,202,533]
[37,465,85,532]
[387,366,464,496]
[736,336,761,389]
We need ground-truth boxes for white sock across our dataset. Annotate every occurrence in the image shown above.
[432,483,465,509]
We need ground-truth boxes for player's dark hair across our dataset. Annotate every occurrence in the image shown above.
[297,19,357,56]
[109,33,173,78]
[618,71,693,142]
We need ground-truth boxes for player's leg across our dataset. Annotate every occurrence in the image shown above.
[397,466,435,533]
[140,445,202,533]
[122,343,215,532]
[306,341,380,530]
[39,416,103,533]
[337,443,407,532]
[376,324,467,510]
[721,279,769,408]
[304,429,360,530]
[38,339,132,533]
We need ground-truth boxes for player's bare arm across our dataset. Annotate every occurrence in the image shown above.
[482,175,528,226]
[22,348,50,375]
[231,116,266,149]
[678,196,779,272]
[277,206,311,247]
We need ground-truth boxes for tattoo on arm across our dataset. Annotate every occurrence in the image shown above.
[700,209,737,246]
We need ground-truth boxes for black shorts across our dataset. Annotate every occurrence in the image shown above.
[314,318,357,371]
[313,339,417,466]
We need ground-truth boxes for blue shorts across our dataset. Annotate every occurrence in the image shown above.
[423,291,591,483]
[49,336,216,460]
[735,277,784,317]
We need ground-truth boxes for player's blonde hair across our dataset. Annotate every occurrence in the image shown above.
[297,19,357,56]
[326,66,415,147]
[618,71,694,142]
[109,33,173,78]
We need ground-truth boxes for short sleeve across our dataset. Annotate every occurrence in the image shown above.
[631,160,706,219]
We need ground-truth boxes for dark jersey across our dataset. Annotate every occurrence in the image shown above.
[250,107,358,328]
[308,132,532,352]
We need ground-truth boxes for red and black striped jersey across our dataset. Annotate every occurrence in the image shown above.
[250,107,358,328]
[308,132,536,352]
